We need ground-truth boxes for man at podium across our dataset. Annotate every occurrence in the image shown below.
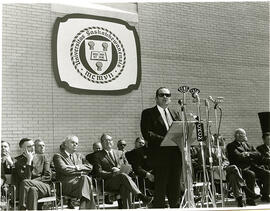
[140,87,182,208]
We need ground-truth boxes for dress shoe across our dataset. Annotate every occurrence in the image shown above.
[105,195,113,204]
[261,195,270,202]
[67,199,75,209]
[138,193,153,205]
[246,198,256,206]
[243,186,261,199]
[236,196,244,207]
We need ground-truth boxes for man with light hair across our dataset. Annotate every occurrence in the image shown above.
[34,139,46,154]
[227,128,270,205]
[94,133,153,208]
[53,135,96,209]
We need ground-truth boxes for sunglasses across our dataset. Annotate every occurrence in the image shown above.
[158,93,171,97]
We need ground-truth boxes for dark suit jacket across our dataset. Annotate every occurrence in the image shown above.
[133,146,153,178]
[125,149,137,166]
[226,140,261,169]
[257,144,270,169]
[53,151,93,183]
[13,154,52,196]
[94,149,128,179]
[86,152,98,166]
[1,156,15,174]
[14,154,51,183]
[140,106,181,149]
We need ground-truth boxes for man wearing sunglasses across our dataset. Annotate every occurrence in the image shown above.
[140,87,182,208]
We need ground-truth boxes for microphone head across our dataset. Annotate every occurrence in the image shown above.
[189,88,200,97]
[178,86,190,93]
[208,96,215,103]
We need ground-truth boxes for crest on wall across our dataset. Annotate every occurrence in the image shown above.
[52,14,141,94]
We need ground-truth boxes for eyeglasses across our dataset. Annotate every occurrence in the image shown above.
[158,93,171,97]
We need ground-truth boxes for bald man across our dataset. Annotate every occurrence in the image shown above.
[53,135,96,209]
[227,128,270,205]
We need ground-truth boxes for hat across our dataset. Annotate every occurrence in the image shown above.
[258,112,270,135]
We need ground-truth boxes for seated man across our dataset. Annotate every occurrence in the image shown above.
[198,134,260,207]
[257,112,270,170]
[94,134,153,209]
[86,142,102,165]
[257,133,270,170]
[14,138,52,210]
[227,128,270,205]
[132,141,155,196]
[34,139,46,155]
[1,140,15,174]
[53,135,96,209]
[117,139,127,152]
[125,137,145,166]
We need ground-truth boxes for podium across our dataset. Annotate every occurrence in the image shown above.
[161,121,197,208]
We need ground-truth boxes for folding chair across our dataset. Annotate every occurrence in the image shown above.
[37,182,58,210]
[55,178,100,210]
[0,174,16,211]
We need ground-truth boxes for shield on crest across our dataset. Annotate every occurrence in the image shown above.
[85,40,112,75]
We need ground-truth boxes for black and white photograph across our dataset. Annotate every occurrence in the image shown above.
[1,0,269,210]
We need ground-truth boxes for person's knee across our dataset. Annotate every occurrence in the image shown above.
[20,179,32,189]
[28,187,38,195]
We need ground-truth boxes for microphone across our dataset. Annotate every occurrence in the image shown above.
[205,99,210,108]
[178,99,183,106]
[208,96,224,108]
[178,86,190,93]
[189,88,200,103]
[189,113,199,121]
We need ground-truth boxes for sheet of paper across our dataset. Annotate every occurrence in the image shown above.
[161,121,196,147]
[120,164,132,174]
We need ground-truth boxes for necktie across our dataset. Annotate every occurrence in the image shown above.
[108,151,115,163]
[70,154,75,164]
[164,109,172,129]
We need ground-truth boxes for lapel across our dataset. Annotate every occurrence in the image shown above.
[60,151,74,165]
[102,150,116,167]
[235,141,246,152]
[153,106,167,130]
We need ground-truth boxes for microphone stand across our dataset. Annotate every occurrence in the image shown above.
[194,94,211,207]
[178,86,195,208]
[205,100,217,207]
[213,102,225,207]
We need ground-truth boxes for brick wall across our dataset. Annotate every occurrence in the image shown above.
[2,2,269,158]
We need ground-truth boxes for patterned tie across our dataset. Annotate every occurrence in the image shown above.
[164,109,172,129]
[108,151,115,163]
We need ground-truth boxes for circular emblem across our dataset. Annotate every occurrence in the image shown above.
[70,27,126,84]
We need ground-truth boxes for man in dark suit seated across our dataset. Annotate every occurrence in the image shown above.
[86,142,102,165]
[94,133,153,209]
[227,128,270,205]
[257,112,270,170]
[14,138,52,210]
[53,135,96,209]
[257,134,270,170]
[132,142,155,196]
[125,137,145,166]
